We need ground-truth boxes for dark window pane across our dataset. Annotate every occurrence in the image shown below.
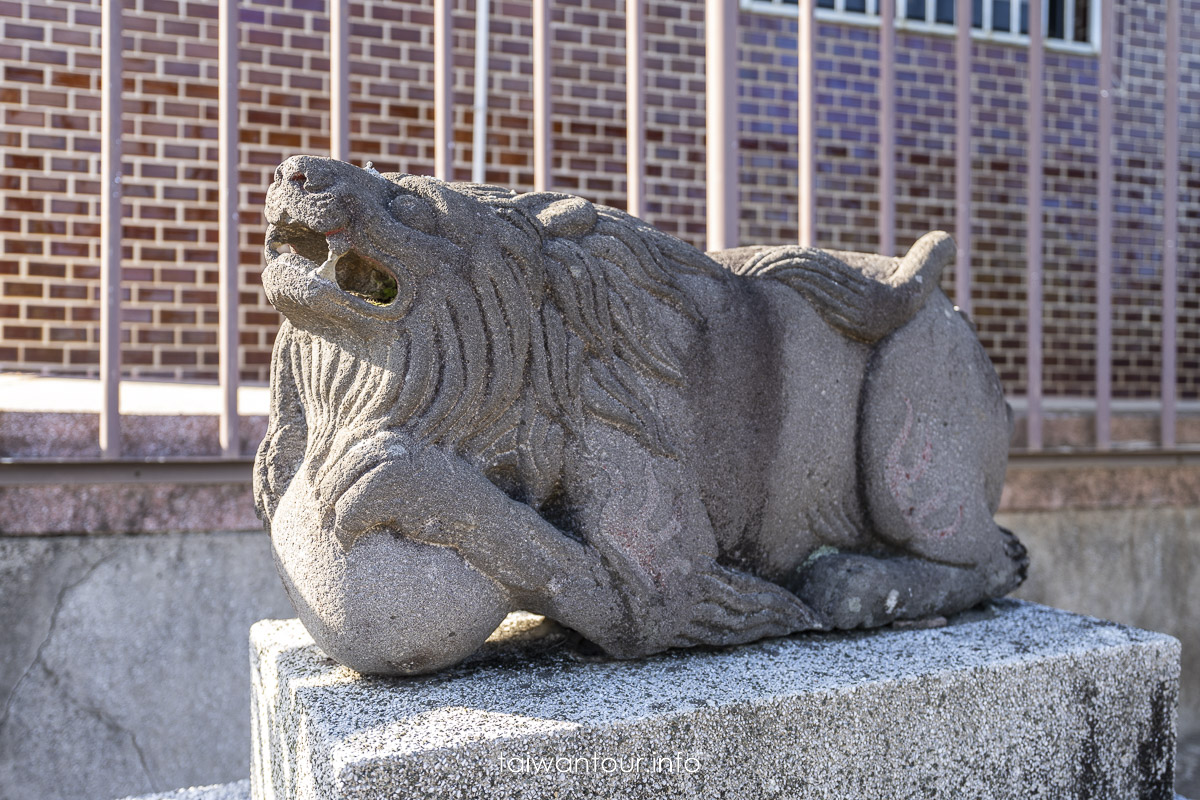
[846,0,867,11]
[973,0,983,27]
[817,0,835,8]
[993,0,1010,31]
[906,0,925,20]
[936,0,953,23]
[1048,0,1064,38]
[1019,0,1029,34]
[1075,0,1090,41]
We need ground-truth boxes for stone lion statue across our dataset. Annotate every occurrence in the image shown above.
[255,155,1027,675]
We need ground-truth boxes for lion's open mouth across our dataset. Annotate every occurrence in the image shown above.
[267,220,398,306]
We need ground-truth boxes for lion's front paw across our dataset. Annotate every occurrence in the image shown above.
[668,563,828,648]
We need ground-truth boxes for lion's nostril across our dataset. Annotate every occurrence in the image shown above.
[291,172,306,183]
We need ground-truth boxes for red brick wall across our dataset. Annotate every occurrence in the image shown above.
[0,0,1196,400]
[739,3,1200,399]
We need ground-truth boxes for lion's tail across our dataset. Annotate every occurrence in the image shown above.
[725,231,955,344]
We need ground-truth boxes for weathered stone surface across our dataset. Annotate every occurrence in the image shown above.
[0,533,293,800]
[1006,507,1200,747]
[251,600,1179,800]
[1180,724,1200,799]
[0,482,261,536]
[118,780,251,800]
[255,155,1026,675]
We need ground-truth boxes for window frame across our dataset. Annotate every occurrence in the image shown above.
[740,0,1101,55]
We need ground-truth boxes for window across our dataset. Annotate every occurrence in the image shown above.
[745,0,1096,50]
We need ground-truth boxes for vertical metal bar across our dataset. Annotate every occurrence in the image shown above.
[1026,0,1043,449]
[218,0,240,458]
[330,0,350,161]
[955,0,972,313]
[1162,0,1179,447]
[100,0,122,459]
[1095,0,1113,449]
[798,0,816,246]
[472,0,490,183]
[926,0,935,23]
[435,0,453,179]
[705,0,738,250]
[982,0,992,34]
[1063,0,1075,43]
[533,0,551,190]
[878,0,895,256]
[626,0,645,216]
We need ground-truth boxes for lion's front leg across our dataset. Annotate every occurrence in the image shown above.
[322,432,639,654]
[561,426,827,654]
[325,429,823,661]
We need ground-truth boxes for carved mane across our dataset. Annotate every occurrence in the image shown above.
[269,175,727,507]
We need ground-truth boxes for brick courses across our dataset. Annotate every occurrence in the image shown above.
[0,0,1195,401]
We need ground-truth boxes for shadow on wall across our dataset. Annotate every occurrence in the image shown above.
[0,531,292,800]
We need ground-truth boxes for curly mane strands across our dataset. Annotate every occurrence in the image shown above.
[459,181,727,442]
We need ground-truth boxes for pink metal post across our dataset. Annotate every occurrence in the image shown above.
[100,0,122,458]
[626,0,645,217]
[218,0,240,457]
[1162,0,1180,447]
[331,0,350,161]
[1095,0,1114,449]
[954,0,972,313]
[533,0,551,190]
[471,0,490,183]
[705,0,738,251]
[435,0,453,179]
[797,0,816,247]
[878,0,895,256]
[1026,0,1044,450]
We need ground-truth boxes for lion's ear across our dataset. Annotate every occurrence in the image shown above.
[536,197,597,239]
[390,194,438,235]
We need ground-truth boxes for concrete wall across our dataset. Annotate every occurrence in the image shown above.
[1006,506,1200,733]
[0,530,292,800]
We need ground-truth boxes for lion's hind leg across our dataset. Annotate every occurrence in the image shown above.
[788,531,1027,629]
[793,290,1027,630]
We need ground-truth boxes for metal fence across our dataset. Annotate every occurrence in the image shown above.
[90,0,1184,459]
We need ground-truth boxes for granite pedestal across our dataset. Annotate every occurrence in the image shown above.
[250,600,1180,800]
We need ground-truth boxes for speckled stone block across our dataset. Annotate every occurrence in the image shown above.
[118,779,251,800]
[250,600,1180,800]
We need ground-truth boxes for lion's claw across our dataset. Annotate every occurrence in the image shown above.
[670,564,827,647]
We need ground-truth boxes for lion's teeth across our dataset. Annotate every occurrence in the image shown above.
[316,252,340,281]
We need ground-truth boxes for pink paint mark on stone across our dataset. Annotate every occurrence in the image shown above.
[885,397,961,541]
[600,463,682,587]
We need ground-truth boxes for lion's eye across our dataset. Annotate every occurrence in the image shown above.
[390,194,437,234]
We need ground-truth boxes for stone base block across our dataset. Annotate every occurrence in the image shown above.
[250,600,1180,800]
[118,779,251,800]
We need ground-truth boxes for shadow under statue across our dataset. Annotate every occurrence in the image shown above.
[253,155,1028,676]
